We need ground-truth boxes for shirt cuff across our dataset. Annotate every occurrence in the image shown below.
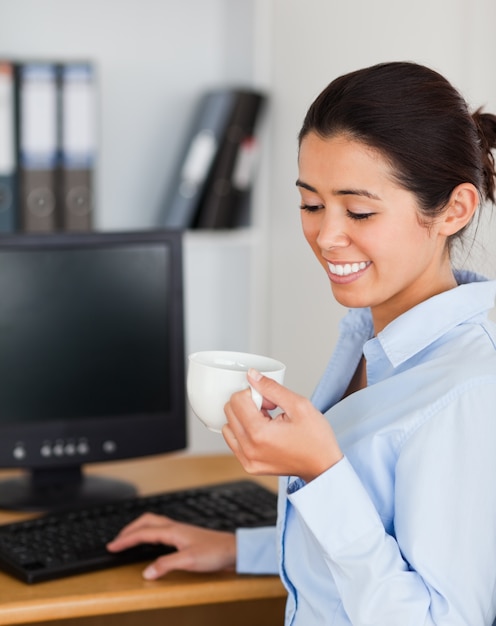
[288,455,384,556]
[236,525,279,574]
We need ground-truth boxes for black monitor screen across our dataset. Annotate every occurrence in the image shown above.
[0,230,187,511]
[0,245,171,422]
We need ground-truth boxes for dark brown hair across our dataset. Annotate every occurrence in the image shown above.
[299,62,496,242]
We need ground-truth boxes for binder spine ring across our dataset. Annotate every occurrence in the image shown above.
[27,187,55,217]
[66,185,91,216]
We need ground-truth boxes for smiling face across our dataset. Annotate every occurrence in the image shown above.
[297,132,459,333]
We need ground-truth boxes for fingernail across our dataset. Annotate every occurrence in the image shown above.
[143,565,156,580]
[248,368,262,381]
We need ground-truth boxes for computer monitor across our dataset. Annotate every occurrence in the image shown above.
[0,229,187,511]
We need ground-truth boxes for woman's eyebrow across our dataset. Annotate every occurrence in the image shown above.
[295,179,317,192]
[295,179,381,200]
[335,188,381,200]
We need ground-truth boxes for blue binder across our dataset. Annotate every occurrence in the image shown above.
[0,61,18,233]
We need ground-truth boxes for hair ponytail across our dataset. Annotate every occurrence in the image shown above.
[472,108,496,204]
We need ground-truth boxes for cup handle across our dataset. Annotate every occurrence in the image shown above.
[250,385,263,410]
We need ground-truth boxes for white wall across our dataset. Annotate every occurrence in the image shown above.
[0,0,258,231]
[263,0,496,397]
[1,0,496,453]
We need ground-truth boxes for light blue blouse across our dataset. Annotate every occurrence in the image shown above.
[236,271,496,625]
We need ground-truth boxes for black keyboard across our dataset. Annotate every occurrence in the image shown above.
[0,480,278,584]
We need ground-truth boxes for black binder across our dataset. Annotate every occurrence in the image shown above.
[195,89,265,229]
[161,88,266,230]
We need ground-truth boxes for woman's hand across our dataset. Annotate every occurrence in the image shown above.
[107,514,236,580]
[223,369,343,483]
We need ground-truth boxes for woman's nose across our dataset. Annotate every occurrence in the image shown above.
[316,212,351,251]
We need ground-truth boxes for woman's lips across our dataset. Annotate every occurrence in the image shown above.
[327,261,371,283]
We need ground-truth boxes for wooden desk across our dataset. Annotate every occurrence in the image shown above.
[0,454,286,626]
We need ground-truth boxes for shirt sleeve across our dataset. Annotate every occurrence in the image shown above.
[288,380,496,625]
[236,525,279,574]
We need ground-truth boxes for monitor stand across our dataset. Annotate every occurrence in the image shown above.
[0,466,137,512]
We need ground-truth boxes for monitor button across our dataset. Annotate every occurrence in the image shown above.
[53,442,64,456]
[40,444,52,458]
[77,441,89,455]
[13,445,26,460]
[64,443,76,456]
[102,440,117,454]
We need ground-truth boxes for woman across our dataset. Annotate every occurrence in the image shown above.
[108,62,496,625]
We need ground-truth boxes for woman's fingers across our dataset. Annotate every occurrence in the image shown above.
[107,524,177,553]
[110,512,172,540]
[106,515,237,580]
[143,530,237,579]
[224,372,343,480]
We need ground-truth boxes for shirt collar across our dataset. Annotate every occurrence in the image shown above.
[371,271,496,368]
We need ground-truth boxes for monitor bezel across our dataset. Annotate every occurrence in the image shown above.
[0,229,187,509]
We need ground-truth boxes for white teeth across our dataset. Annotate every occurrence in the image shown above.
[328,261,369,276]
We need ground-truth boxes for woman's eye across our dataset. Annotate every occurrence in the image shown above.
[347,211,374,221]
[300,203,324,213]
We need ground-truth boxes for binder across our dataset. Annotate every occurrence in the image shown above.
[194,89,266,229]
[58,62,95,231]
[16,62,59,232]
[160,89,236,229]
[0,61,18,232]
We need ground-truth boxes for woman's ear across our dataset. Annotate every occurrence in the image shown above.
[440,183,479,236]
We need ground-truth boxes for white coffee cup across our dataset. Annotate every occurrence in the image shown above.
[187,350,286,433]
